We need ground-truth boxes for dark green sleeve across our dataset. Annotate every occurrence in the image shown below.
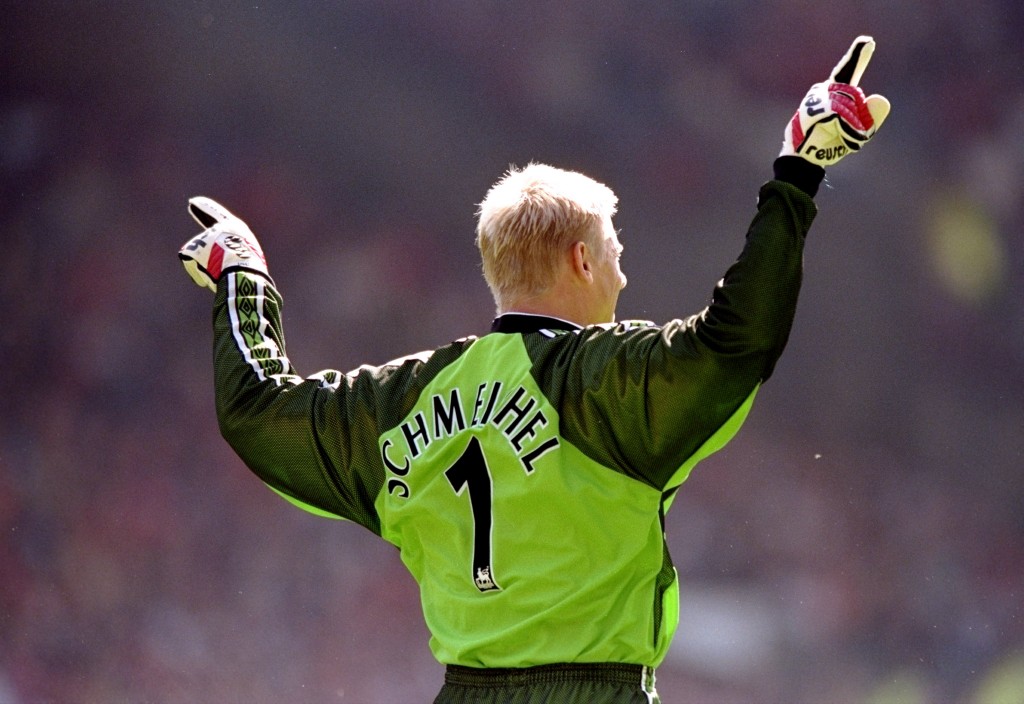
[687,176,816,381]
[209,271,476,531]
[534,178,817,489]
[210,271,386,532]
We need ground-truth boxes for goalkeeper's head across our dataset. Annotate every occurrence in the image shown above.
[476,163,626,325]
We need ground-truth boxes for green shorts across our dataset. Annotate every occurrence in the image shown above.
[433,662,660,704]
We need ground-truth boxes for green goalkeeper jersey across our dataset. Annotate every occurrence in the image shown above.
[210,178,816,670]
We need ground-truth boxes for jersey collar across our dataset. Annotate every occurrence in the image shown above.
[489,312,583,334]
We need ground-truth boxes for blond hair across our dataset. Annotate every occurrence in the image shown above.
[475,163,618,308]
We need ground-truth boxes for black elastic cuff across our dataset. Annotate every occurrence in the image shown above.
[773,156,825,198]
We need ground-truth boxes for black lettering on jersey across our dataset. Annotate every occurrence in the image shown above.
[387,478,410,498]
[492,386,536,438]
[381,438,410,476]
[383,381,563,500]
[402,412,430,458]
[509,408,549,452]
[432,388,466,439]
[521,437,560,474]
[475,381,503,426]
[470,382,488,426]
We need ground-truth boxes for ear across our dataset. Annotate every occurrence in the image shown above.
[569,241,594,283]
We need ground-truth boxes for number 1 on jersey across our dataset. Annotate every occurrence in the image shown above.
[445,437,500,592]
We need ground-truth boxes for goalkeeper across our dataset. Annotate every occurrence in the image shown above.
[179,37,888,704]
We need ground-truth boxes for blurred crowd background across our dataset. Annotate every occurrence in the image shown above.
[2,1,1023,702]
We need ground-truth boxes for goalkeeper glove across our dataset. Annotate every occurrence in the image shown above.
[781,35,891,167]
[178,197,270,291]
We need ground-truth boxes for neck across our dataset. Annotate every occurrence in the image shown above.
[500,288,607,327]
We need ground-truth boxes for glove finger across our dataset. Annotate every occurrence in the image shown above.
[188,196,237,229]
[180,256,217,291]
[866,94,891,131]
[837,118,868,145]
[829,82,866,103]
[831,91,874,132]
[829,36,875,87]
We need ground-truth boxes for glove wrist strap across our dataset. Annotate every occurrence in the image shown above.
[773,156,825,198]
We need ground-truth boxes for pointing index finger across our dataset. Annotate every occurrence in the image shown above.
[829,36,875,86]
[188,196,236,229]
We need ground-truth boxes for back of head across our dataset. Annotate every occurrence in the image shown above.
[476,163,618,309]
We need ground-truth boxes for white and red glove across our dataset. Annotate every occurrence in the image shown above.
[178,197,270,291]
[781,36,890,167]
